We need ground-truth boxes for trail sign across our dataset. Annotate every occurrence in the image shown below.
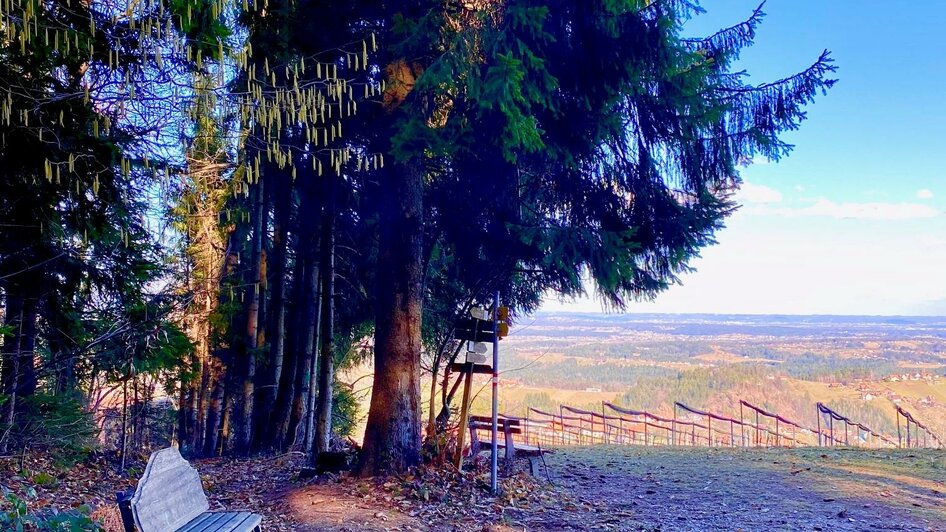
[466,352,488,364]
[454,317,496,343]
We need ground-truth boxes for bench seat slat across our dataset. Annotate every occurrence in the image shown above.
[177,512,218,532]
[176,512,227,532]
[212,512,260,532]
[180,511,261,532]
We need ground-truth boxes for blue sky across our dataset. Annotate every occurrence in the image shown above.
[545,0,946,316]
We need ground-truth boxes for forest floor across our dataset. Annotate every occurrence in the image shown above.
[279,447,946,531]
[2,446,944,531]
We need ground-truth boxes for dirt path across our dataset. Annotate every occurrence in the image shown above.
[276,447,945,531]
[534,447,946,531]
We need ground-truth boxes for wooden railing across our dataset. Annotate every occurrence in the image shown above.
[895,405,944,449]
[738,400,818,447]
[499,398,918,450]
[816,403,897,447]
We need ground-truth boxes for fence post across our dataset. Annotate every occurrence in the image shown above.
[755,410,760,447]
[739,402,745,447]
[601,403,608,445]
[829,414,834,446]
[817,407,822,446]
[671,408,677,446]
[896,410,902,449]
[560,405,566,446]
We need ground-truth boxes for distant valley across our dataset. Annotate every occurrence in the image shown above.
[478,312,946,440]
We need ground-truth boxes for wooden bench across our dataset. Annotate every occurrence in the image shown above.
[468,415,548,475]
[116,447,262,532]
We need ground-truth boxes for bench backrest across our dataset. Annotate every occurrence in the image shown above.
[130,447,209,532]
[470,416,522,434]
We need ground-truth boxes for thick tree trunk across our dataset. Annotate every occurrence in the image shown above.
[300,267,321,453]
[232,180,265,455]
[202,355,226,456]
[359,164,424,476]
[269,246,305,451]
[0,290,24,453]
[256,173,289,449]
[314,177,336,454]
[16,295,37,400]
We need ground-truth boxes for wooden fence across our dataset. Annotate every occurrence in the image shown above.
[816,402,897,447]
[895,405,944,449]
[501,399,941,450]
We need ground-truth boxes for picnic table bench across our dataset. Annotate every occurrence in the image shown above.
[116,447,262,532]
[468,415,549,475]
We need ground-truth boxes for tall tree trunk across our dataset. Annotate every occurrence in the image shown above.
[300,266,321,452]
[254,172,292,448]
[232,180,265,455]
[257,173,290,448]
[16,294,37,400]
[0,290,24,453]
[359,163,424,475]
[282,260,318,451]
[314,177,336,454]
[202,355,226,456]
[269,247,304,451]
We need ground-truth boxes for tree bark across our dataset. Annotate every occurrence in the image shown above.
[0,290,24,453]
[232,180,265,455]
[359,163,424,475]
[300,266,321,453]
[202,355,226,456]
[256,172,290,449]
[314,175,336,454]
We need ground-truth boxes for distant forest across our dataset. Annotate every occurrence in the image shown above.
[500,313,946,435]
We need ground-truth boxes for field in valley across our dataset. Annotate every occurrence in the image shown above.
[368,313,946,446]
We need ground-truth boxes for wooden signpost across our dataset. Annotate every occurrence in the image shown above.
[451,295,508,494]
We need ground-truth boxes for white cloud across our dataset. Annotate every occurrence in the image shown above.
[917,188,934,200]
[744,198,941,220]
[736,182,783,204]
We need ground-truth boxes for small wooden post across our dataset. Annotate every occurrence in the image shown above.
[896,410,902,448]
[707,414,712,448]
[817,407,822,446]
[755,410,760,447]
[739,402,745,447]
[453,365,474,469]
[828,415,838,447]
[560,405,566,445]
[671,410,677,446]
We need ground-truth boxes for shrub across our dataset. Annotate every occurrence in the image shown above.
[0,489,100,531]
[31,472,58,488]
[7,393,97,464]
[332,385,359,439]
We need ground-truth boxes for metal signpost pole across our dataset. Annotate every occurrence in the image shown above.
[490,291,500,495]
